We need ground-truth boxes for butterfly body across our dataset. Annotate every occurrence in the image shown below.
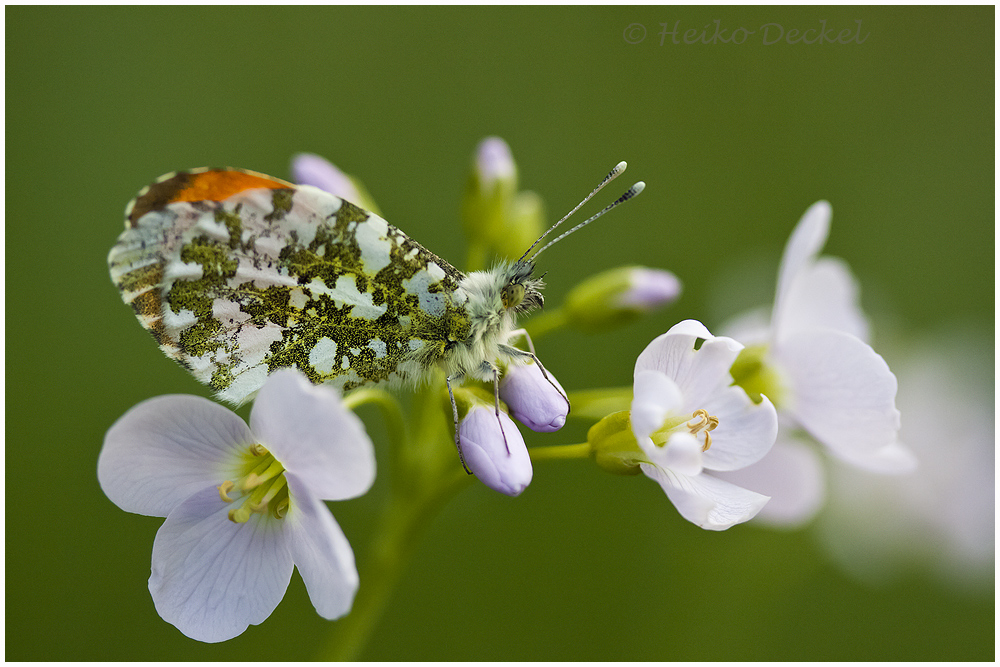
[109,168,542,404]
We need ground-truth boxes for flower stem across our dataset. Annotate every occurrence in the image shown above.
[529,442,591,461]
[318,447,471,660]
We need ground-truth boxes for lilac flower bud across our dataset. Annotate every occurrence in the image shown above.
[562,266,682,332]
[290,153,362,201]
[475,136,517,191]
[615,267,683,309]
[459,405,533,497]
[499,362,568,433]
[290,153,381,214]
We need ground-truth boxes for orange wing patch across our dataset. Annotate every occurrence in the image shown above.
[125,168,293,228]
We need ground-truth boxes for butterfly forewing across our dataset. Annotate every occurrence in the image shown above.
[109,168,472,404]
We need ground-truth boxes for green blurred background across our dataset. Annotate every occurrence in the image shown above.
[6,6,993,661]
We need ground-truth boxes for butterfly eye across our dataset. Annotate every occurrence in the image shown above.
[501,282,526,310]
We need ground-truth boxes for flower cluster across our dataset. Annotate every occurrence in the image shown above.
[100,138,915,648]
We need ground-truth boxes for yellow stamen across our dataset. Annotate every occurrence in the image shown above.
[218,480,236,502]
[220,444,291,523]
[687,409,719,452]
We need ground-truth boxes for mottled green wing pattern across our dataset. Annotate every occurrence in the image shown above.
[109,168,472,404]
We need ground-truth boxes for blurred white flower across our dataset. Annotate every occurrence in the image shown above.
[98,369,376,642]
[291,152,363,203]
[474,136,517,190]
[815,340,994,591]
[720,202,914,525]
[630,320,778,530]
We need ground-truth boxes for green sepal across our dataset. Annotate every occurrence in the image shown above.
[729,344,785,406]
[587,410,647,476]
[446,385,498,423]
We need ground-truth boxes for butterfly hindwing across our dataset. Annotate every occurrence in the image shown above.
[109,168,473,404]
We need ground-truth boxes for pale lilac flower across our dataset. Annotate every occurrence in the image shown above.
[499,361,568,433]
[631,320,778,530]
[460,404,533,497]
[98,370,375,642]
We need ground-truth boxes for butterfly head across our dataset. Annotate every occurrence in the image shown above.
[500,260,544,315]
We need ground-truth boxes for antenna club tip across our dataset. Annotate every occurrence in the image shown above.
[615,161,627,174]
[632,181,646,195]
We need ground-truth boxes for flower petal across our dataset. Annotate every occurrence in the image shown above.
[99,395,254,517]
[778,256,870,343]
[776,329,901,463]
[772,200,831,339]
[700,389,778,471]
[640,464,770,530]
[284,474,360,620]
[634,320,743,410]
[250,370,375,501]
[829,439,918,474]
[148,486,293,642]
[658,431,704,477]
[630,370,684,441]
[714,436,827,527]
[719,306,771,347]
[459,406,533,497]
[499,361,569,433]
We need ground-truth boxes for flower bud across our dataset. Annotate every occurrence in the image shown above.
[459,404,533,496]
[475,136,517,190]
[499,361,568,433]
[562,266,682,332]
[290,153,382,215]
[462,137,529,261]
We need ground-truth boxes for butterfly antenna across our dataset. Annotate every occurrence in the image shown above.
[530,181,645,260]
[518,161,629,263]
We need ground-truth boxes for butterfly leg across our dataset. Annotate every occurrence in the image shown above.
[498,342,571,416]
[446,374,473,474]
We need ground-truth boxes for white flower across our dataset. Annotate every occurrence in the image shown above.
[711,433,827,528]
[630,320,778,530]
[728,201,913,473]
[498,361,568,433]
[459,403,533,497]
[97,369,376,642]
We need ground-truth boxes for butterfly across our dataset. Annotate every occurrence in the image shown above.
[108,163,642,461]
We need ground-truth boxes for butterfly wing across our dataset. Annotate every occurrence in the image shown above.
[109,168,472,404]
